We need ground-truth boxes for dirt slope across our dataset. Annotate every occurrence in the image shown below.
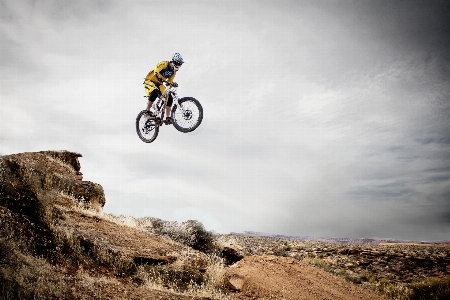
[57,207,208,268]
[225,255,390,300]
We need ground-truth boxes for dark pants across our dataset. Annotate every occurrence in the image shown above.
[148,88,173,107]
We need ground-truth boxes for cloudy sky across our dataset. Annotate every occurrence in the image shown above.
[1,0,449,241]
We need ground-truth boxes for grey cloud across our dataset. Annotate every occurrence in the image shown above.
[425,165,450,174]
[21,0,113,22]
[2,0,450,241]
[346,184,413,201]
[438,209,450,224]
[417,137,450,145]
[358,1,450,48]
[0,33,44,88]
[0,35,21,67]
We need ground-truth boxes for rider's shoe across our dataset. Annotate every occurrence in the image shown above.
[164,117,173,125]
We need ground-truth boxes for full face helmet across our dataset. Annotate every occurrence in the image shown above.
[170,53,184,71]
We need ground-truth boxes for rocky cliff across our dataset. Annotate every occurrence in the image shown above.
[0,151,210,299]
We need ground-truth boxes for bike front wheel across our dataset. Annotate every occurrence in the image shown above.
[171,97,203,133]
[136,110,159,143]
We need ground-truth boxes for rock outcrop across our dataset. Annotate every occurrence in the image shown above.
[0,151,209,299]
[0,150,104,211]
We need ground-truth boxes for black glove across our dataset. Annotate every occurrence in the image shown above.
[171,82,178,87]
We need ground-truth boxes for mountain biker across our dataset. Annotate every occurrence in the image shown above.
[143,53,184,125]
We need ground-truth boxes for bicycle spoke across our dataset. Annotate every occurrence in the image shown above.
[172,98,203,132]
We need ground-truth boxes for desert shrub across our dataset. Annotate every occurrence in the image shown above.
[408,277,450,300]
[271,242,293,257]
[377,278,411,300]
[0,247,68,300]
[375,275,450,300]
[302,257,332,272]
[53,228,136,276]
[203,254,227,291]
[0,278,28,300]
[344,273,362,284]
[136,254,229,299]
[103,216,217,253]
[360,272,378,283]
[90,245,136,275]
[138,264,205,292]
[0,275,66,300]
[272,248,288,257]
[149,219,215,253]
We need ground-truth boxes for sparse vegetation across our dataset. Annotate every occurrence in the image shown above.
[408,277,450,300]
[215,233,450,300]
[1,151,449,300]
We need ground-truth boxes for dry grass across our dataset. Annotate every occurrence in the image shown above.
[136,253,231,300]
[408,277,450,300]
[0,239,69,299]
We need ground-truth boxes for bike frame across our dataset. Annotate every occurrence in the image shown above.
[150,84,185,124]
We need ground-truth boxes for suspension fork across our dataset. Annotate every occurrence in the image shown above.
[173,96,184,113]
[150,97,165,126]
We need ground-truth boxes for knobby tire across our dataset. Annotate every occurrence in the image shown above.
[136,110,159,143]
[171,97,203,133]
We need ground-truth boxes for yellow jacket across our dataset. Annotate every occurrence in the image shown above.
[143,61,176,96]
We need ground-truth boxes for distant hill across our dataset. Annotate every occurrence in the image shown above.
[240,231,450,245]
[240,231,400,245]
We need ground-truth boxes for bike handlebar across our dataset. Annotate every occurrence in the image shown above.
[163,81,178,88]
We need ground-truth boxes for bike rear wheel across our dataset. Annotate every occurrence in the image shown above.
[171,97,203,133]
[136,110,159,143]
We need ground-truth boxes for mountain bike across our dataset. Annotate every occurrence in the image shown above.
[136,82,203,143]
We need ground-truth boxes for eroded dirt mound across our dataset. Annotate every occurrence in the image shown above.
[224,255,390,300]
[57,208,208,269]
